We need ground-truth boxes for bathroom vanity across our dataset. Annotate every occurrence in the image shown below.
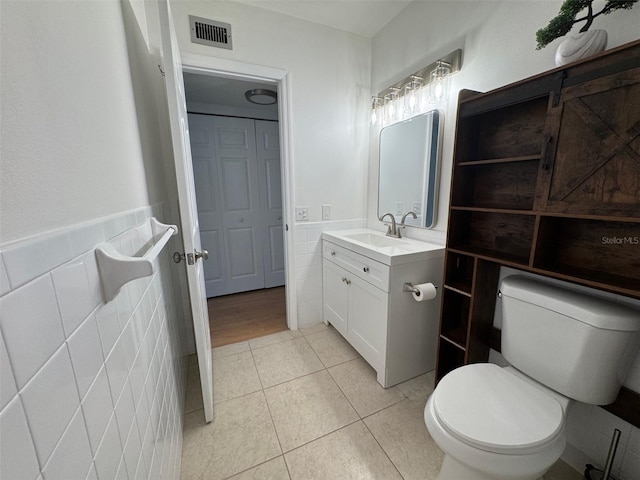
[322,229,444,387]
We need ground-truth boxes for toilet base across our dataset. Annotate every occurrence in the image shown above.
[437,454,543,480]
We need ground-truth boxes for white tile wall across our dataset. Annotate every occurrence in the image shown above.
[0,206,188,480]
[294,220,365,327]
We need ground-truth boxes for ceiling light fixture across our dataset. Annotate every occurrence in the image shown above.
[245,88,278,105]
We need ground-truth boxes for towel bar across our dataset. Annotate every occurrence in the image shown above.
[95,218,178,302]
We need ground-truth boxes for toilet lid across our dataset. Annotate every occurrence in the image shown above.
[433,364,564,454]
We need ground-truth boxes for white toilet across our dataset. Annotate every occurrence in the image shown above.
[424,276,640,480]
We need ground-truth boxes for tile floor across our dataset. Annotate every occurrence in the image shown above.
[180,324,582,480]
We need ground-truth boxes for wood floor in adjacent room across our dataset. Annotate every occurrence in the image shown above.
[208,286,288,348]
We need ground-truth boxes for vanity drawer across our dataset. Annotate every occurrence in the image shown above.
[323,241,389,292]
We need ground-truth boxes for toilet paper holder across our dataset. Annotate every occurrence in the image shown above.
[402,282,437,294]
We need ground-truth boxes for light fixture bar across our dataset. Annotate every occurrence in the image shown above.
[375,49,462,101]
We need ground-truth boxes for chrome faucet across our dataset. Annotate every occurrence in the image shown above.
[399,211,418,236]
[401,211,417,225]
[380,213,400,238]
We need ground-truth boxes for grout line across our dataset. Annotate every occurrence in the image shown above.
[361,413,406,479]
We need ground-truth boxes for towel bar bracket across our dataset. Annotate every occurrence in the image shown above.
[95,217,178,302]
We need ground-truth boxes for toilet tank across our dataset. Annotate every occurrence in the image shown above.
[500,276,640,405]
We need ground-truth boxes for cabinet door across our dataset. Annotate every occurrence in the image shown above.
[323,261,349,337]
[348,276,387,373]
[544,68,640,217]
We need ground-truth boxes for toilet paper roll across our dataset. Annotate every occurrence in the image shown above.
[411,283,437,302]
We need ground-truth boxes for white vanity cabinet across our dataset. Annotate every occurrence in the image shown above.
[322,230,445,388]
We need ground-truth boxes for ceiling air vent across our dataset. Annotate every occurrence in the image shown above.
[189,15,232,50]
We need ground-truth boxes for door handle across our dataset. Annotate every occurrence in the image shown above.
[195,249,209,261]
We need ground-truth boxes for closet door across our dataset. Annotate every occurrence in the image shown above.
[189,114,229,297]
[213,116,266,294]
[256,120,285,288]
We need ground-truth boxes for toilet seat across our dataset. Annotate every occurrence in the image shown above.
[433,364,564,455]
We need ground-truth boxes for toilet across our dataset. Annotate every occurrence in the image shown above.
[424,276,640,480]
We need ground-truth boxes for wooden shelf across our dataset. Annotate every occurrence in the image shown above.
[440,334,466,351]
[457,154,540,166]
[447,247,531,270]
[450,206,535,215]
[444,283,472,297]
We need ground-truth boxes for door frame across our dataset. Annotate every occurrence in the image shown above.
[181,52,297,330]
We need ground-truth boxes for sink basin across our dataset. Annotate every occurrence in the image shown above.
[344,233,409,248]
[323,229,444,266]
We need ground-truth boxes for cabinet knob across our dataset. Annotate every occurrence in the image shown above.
[331,251,336,256]
[342,277,347,283]
[346,279,351,285]
[363,267,369,273]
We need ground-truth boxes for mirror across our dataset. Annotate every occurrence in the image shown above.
[378,111,441,228]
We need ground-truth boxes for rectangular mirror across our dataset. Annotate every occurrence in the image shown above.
[378,110,441,228]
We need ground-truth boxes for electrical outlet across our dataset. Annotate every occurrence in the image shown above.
[322,204,331,220]
[395,202,403,216]
[413,202,422,214]
[295,206,309,221]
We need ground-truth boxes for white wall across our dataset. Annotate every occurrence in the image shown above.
[368,0,640,240]
[0,1,191,479]
[169,0,372,224]
[1,1,150,244]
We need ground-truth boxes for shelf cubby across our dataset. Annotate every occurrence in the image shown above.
[440,289,471,348]
[451,159,539,210]
[444,252,474,296]
[455,95,549,162]
[534,216,640,293]
[448,210,535,265]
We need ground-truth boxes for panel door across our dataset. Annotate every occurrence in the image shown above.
[348,276,387,374]
[323,261,349,337]
[157,0,213,422]
[256,120,285,288]
[544,68,640,217]
[213,117,266,294]
[188,114,228,297]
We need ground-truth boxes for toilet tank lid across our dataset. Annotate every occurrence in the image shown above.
[500,276,640,331]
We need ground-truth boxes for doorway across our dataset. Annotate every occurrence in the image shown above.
[183,72,288,346]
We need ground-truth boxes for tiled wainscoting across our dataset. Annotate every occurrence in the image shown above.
[0,206,189,480]
[294,220,365,328]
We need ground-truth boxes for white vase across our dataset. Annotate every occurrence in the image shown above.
[555,29,608,66]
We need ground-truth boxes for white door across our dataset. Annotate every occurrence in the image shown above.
[158,0,213,422]
[188,114,228,297]
[256,120,285,288]
[213,117,266,294]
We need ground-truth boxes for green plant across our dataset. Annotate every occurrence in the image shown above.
[536,0,638,49]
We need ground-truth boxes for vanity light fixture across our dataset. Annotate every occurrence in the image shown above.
[428,60,451,104]
[403,75,423,115]
[384,88,401,123]
[371,96,383,126]
[371,48,462,126]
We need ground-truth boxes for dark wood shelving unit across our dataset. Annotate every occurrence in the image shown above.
[436,40,640,428]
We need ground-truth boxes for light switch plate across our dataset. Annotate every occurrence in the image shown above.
[395,202,403,216]
[412,202,421,214]
[295,207,309,221]
[322,204,331,220]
